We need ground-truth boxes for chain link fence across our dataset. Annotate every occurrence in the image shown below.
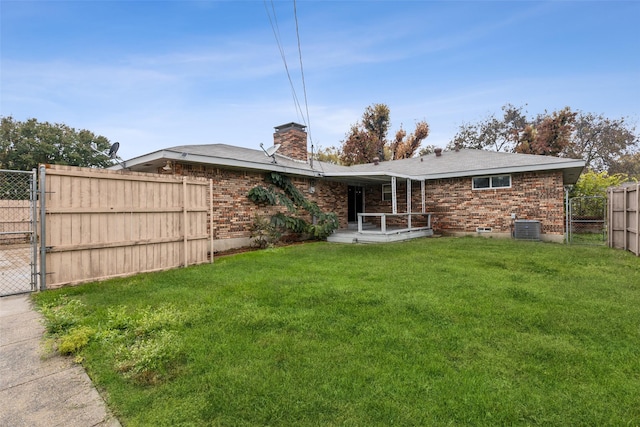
[0,169,38,296]
[568,196,607,245]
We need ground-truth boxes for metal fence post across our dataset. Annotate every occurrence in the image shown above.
[39,165,46,291]
[30,169,38,291]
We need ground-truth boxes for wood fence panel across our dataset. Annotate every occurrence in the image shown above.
[43,165,212,287]
[0,200,30,237]
[608,183,639,256]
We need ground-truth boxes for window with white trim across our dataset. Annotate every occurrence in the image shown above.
[472,174,511,190]
[382,184,392,201]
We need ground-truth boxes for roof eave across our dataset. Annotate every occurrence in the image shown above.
[110,149,323,178]
[415,161,586,184]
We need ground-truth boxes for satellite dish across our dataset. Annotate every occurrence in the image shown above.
[108,142,120,159]
[265,144,281,157]
[259,143,280,164]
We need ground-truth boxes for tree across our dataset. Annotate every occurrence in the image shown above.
[609,152,640,179]
[313,145,342,165]
[418,144,438,156]
[390,121,430,160]
[570,170,630,199]
[449,104,527,153]
[564,113,639,173]
[339,104,430,165]
[448,105,639,174]
[514,107,577,156]
[0,116,115,170]
[339,123,379,166]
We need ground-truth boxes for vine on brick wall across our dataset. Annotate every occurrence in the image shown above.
[248,172,339,240]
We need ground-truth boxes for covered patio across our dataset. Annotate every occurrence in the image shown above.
[325,172,434,244]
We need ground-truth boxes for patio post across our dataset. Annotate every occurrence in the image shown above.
[391,176,397,214]
[407,179,412,229]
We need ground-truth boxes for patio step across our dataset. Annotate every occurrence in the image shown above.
[327,228,434,244]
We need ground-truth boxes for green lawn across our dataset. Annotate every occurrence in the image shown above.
[33,237,640,426]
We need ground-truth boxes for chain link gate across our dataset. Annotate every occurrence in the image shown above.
[568,196,607,245]
[0,169,39,296]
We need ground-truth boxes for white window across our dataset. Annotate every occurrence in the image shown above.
[382,184,392,201]
[472,174,511,190]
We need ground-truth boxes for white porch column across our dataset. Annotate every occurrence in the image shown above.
[391,176,397,214]
[407,179,412,229]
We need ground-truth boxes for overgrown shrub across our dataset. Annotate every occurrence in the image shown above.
[247,172,339,242]
[58,325,95,355]
[251,214,281,248]
[38,296,87,335]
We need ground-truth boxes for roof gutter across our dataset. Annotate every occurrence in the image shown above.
[110,149,324,178]
[412,161,585,181]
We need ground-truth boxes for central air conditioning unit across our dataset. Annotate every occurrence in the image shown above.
[514,220,541,240]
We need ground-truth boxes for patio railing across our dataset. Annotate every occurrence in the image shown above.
[357,212,432,234]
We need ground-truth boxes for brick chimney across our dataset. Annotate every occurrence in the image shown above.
[273,122,308,162]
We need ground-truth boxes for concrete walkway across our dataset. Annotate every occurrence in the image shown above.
[0,294,120,427]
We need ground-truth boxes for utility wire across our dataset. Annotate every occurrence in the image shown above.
[293,0,314,167]
[264,0,306,125]
[264,1,320,169]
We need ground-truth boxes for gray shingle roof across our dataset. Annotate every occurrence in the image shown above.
[166,144,309,169]
[344,149,582,178]
[117,145,584,185]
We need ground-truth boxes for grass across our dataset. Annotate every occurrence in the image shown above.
[33,237,640,426]
[570,232,607,245]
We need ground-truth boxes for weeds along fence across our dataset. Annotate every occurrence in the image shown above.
[41,165,213,288]
[608,183,639,256]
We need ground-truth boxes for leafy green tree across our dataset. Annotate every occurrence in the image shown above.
[339,104,430,165]
[570,170,630,199]
[0,116,114,170]
[313,145,342,165]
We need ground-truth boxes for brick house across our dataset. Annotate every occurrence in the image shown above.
[115,122,585,249]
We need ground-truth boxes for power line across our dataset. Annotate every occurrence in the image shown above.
[293,0,314,165]
[264,0,319,168]
[263,0,306,125]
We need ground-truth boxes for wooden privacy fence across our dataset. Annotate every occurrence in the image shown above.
[41,165,213,288]
[0,200,31,244]
[608,183,639,256]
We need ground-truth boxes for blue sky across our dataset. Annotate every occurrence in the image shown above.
[1,1,639,161]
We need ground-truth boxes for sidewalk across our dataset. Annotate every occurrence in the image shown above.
[0,294,120,427]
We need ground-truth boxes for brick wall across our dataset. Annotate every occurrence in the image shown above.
[364,171,565,238]
[308,180,348,228]
[160,162,564,245]
[169,163,348,247]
